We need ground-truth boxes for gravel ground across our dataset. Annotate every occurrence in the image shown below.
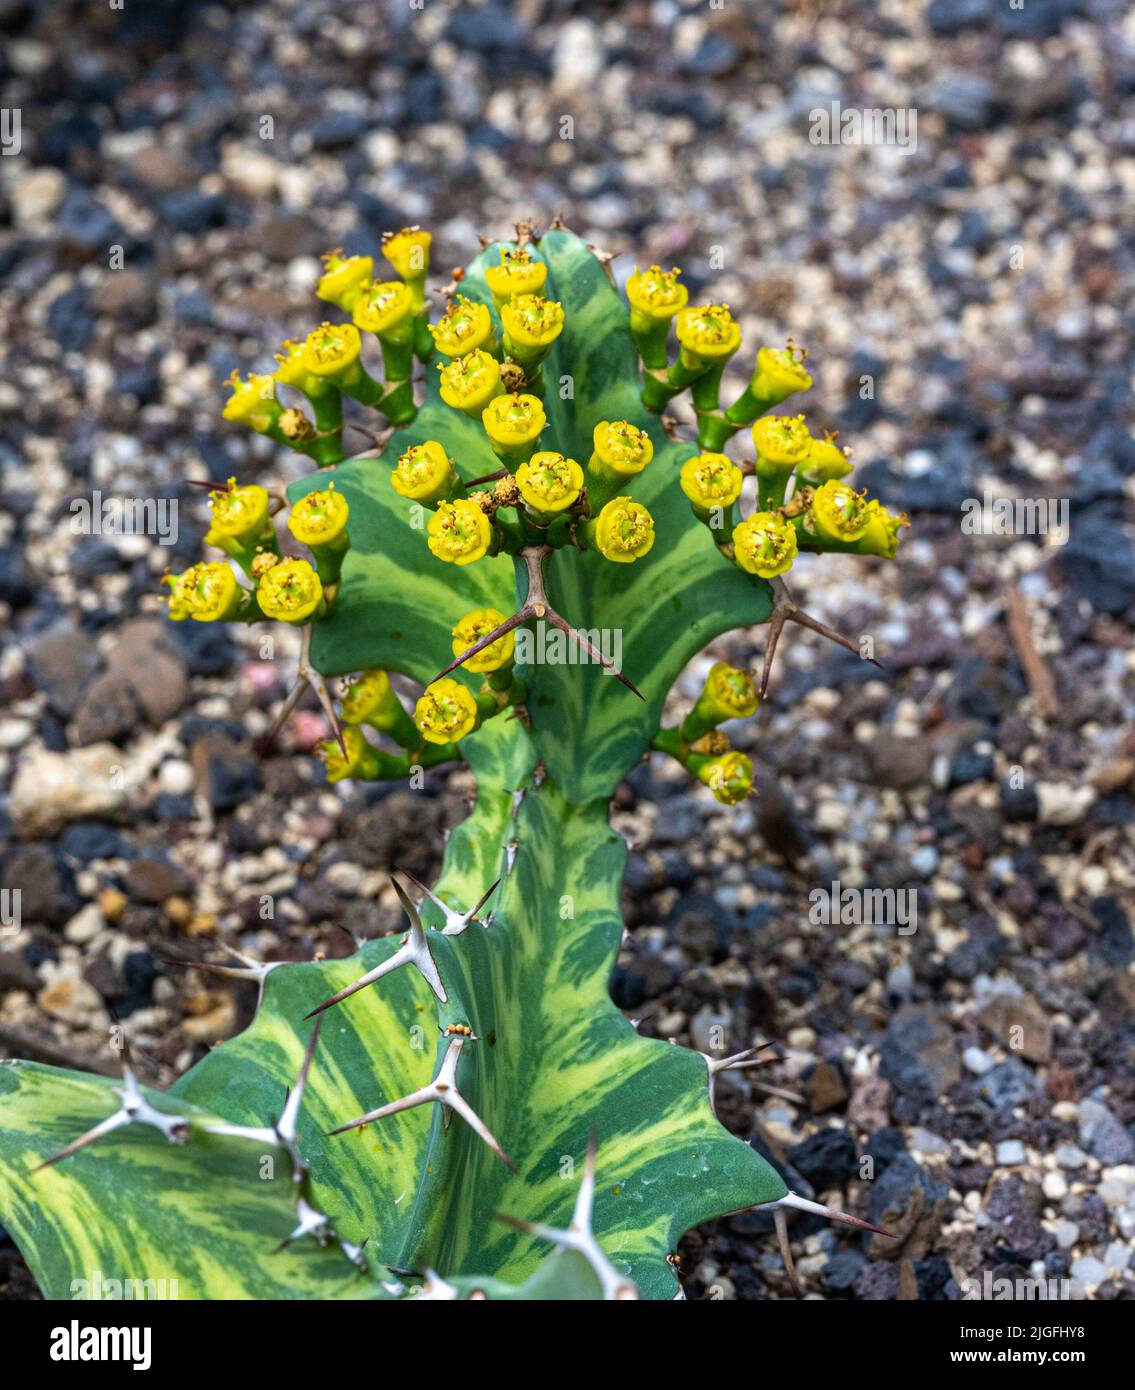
[1,0,1134,1301]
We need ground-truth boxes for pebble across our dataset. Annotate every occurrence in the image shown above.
[11,744,132,838]
[1052,1221,1079,1250]
[996,1140,1026,1166]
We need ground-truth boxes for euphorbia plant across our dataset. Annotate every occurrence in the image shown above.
[0,222,907,1300]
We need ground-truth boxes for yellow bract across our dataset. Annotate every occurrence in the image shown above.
[810,480,870,544]
[750,344,812,399]
[626,265,688,321]
[679,452,743,510]
[316,252,374,312]
[500,294,564,351]
[732,511,798,578]
[222,372,279,432]
[288,486,349,548]
[170,562,243,622]
[427,499,492,565]
[382,227,431,282]
[391,441,456,505]
[256,558,324,624]
[704,662,759,720]
[698,750,753,806]
[591,420,653,478]
[431,296,494,357]
[352,280,414,337]
[485,247,548,304]
[858,499,910,558]
[451,608,515,673]
[342,670,396,726]
[481,393,546,449]
[593,497,656,564]
[303,322,362,377]
[414,679,479,745]
[208,482,271,542]
[752,414,812,467]
[516,452,583,515]
[438,350,502,413]
[675,304,741,360]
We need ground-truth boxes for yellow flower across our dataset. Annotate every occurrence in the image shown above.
[675,304,741,362]
[749,344,813,404]
[500,294,564,356]
[273,340,321,395]
[858,499,908,557]
[207,481,271,544]
[802,434,853,482]
[302,321,363,379]
[288,485,350,549]
[592,497,656,564]
[515,452,584,516]
[438,349,502,415]
[451,608,515,673]
[431,296,494,357]
[732,511,798,578]
[697,750,753,806]
[390,440,457,506]
[427,499,492,565]
[810,480,870,545]
[705,663,759,720]
[626,265,688,323]
[170,562,246,622]
[752,414,812,468]
[256,558,325,624]
[322,725,381,784]
[382,227,431,285]
[481,393,546,452]
[590,420,654,481]
[679,452,743,511]
[352,280,415,339]
[484,246,548,305]
[316,250,374,313]
[222,372,280,433]
[342,670,397,726]
[414,678,479,746]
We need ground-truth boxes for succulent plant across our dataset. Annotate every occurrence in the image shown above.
[0,222,907,1300]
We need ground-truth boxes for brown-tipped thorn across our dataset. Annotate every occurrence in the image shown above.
[262,625,346,759]
[759,576,884,700]
[462,467,509,489]
[394,865,500,937]
[774,1207,804,1299]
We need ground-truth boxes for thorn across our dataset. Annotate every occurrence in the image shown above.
[34,1035,189,1172]
[585,241,620,286]
[261,625,346,759]
[462,467,509,489]
[305,877,447,1016]
[394,865,500,936]
[328,1036,513,1170]
[765,1190,895,1239]
[661,415,683,441]
[773,1207,803,1300]
[159,945,284,1009]
[546,212,569,232]
[416,1268,461,1300]
[477,233,494,249]
[702,1042,779,1111]
[759,577,884,700]
[493,1133,639,1299]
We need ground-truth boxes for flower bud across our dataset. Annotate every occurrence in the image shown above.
[168,561,248,623]
[438,349,503,416]
[499,293,564,371]
[426,498,493,566]
[725,342,813,427]
[679,451,743,522]
[256,557,325,625]
[809,479,870,545]
[431,296,495,358]
[588,496,656,564]
[800,433,852,483]
[222,371,282,436]
[316,250,374,313]
[352,279,415,342]
[683,662,759,742]
[206,481,273,549]
[382,227,431,307]
[732,510,798,578]
[481,392,546,463]
[414,678,480,746]
[341,669,419,747]
[322,725,391,783]
[856,499,909,558]
[515,451,584,519]
[451,608,516,673]
[390,440,458,508]
[695,750,753,806]
[484,246,548,307]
